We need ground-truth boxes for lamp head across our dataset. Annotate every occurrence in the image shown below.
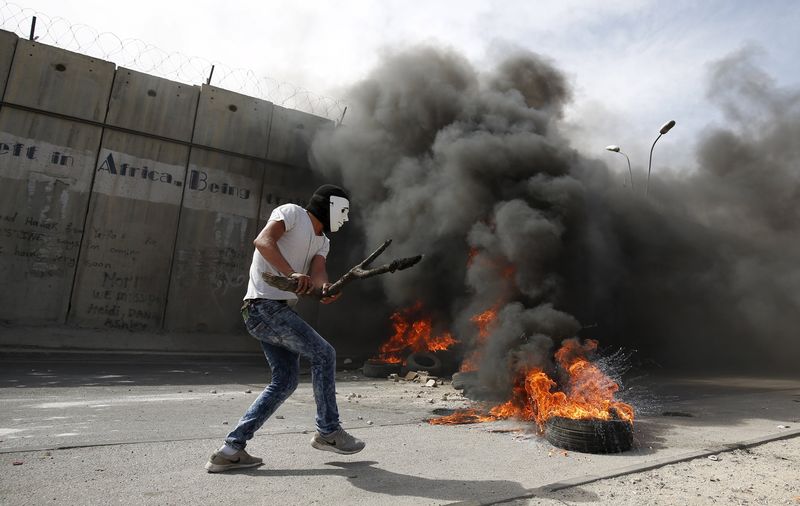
[605,145,621,152]
[659,120,676,135]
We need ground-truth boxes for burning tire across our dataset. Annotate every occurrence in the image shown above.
[544,417,633,454]
[362,359,402,378]
[450,371,474,390]
[402,351,442,376]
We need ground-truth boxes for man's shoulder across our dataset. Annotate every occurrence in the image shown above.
[275,203,306,215]
[271,203,306,221]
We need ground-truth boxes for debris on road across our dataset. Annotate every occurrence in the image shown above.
[708,455,719,461]
[12,461,23,465]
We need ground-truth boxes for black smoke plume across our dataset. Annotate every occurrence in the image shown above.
[577,46,800,373]
[311,44,799,397]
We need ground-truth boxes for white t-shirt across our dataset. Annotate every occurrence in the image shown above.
[244,204,330,302]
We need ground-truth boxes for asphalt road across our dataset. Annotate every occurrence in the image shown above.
[1,351,798,505]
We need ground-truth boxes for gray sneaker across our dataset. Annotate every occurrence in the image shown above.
[311,427,365,455]
[205,449,263,473]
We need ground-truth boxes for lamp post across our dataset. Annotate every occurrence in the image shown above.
[605,145,634,190]
[646,120,676,196]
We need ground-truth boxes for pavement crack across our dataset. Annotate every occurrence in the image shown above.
[445,429,800,506]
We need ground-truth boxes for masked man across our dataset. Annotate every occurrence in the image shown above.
[206,184,364,473]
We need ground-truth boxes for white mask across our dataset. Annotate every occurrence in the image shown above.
[329,196,350,232]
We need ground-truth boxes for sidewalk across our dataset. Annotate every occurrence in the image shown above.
[1,352,798,505]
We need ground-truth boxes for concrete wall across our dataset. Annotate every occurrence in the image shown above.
[0,37,333,351]
[0,110,100,324]
[164,149,263,333]
[0,35,113,325]
[0,30,17,97]
[5,39,115,122]
[67,131,189,331]
[268,105,331,169]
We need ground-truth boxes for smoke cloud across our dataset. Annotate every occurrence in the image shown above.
[581,45,800,372]
[311,44,799,396]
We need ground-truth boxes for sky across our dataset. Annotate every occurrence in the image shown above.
[3,0,799,174]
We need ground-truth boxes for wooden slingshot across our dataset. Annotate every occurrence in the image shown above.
[261,240,423,299]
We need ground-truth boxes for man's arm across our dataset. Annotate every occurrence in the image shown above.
[309,254,328,287]
[254,220,313,294]
[310,254,341,304]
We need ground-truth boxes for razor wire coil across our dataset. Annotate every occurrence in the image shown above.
[0,1,347,121]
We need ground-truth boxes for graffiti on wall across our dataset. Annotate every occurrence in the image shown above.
[1,126,317,330]
[0,35,326,337]
[0,134,95,321]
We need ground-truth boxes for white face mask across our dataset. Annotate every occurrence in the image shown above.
[329,196,350,232]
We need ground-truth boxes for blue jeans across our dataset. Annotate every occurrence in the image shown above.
[225,299,341,450]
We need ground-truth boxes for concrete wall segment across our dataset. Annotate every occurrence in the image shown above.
[0,30,18,99]
[192,84,273,159]
[4,40,114,122]
[258,162,321,221]
[267,105,332,168]
[0,109,101,324]
[106,68,199,142]
[0,38,354,351]
[67,131,189,332]
[164,149,264,333]
[181,150,262,218]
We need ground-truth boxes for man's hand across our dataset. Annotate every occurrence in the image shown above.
[320,283,342,305]
[289,272,313,294]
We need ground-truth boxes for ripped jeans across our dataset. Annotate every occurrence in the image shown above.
[224,299,340,450]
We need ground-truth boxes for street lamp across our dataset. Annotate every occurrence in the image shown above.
[605,145,634,190]
[646,120,676,195]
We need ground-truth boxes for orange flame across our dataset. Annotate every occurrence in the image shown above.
[466,247,479,267]
[374,302,457,363]
[432,339,634,427]
[472,307,498,339]
[460,306,499,372]
[429,408,496,425]
[461,246,513,371]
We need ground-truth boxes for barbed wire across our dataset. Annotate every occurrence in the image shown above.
[0,1,347,121]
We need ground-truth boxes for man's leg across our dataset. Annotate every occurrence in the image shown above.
[250,302,340,433]
[241,299,363,454]
[262,306,366,454]
[206,300,302,472]
[224,340,300,450]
